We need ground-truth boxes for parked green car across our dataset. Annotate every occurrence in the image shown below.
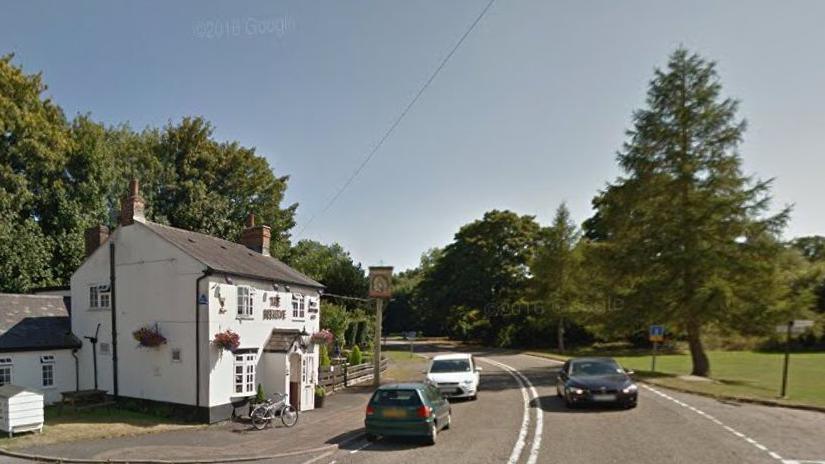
[364,382,451,445]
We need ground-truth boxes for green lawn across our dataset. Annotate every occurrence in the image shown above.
[527,349,825,408]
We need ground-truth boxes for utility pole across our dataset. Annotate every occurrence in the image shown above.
[368,266,393,387]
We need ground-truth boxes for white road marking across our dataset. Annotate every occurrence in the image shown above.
[348,440,373,454]
[298,450,335,464]
[643,385,785,461]
[479,358,545,464]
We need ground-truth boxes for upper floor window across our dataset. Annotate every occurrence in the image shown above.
[292,294,305,319]
[237,286,253,318]
[89,284,111,309]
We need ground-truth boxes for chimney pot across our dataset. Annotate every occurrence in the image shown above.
[245,213,255,228]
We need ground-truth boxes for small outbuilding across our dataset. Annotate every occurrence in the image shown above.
[0,384,44,437]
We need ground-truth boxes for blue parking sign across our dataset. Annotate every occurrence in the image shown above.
[649,325,665,342]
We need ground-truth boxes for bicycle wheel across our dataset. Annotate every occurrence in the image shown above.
[280,405,299,427]
[251,406,269,430]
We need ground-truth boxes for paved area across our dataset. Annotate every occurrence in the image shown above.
[5,341,825,464]
[15,384,372,462]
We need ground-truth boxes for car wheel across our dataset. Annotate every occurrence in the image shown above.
[365,433,377,442]
[564,395,575,409]
[426,422,438,445]
[470,393,478,401]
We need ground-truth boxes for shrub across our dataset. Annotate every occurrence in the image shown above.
[348,345,363,365]
[255,384,266,403]
[315,385,326,397]
[319,344,331,368]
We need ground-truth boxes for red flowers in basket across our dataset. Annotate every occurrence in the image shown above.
[310,329,333,346]
[213,329,241,352]
[132,325,167,348]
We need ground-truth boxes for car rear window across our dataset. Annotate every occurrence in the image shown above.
[371,389,422,407]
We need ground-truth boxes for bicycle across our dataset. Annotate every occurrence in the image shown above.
[250,393,299,430]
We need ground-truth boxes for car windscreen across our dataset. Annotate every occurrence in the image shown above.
[429,359,471,373]
[571,361,622,376]
[371,389,422,407]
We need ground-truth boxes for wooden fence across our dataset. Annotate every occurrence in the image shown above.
[318,357,389,392]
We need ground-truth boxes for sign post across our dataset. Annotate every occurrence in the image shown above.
[777,320,814,398]
[368,266,393,387]
[649,325,665,372]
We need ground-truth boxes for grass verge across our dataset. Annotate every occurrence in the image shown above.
[0,406,201,450]
[382,348,428,383]
[526,348,825,409]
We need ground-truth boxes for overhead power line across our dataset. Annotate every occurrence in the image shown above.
[296,0,497,237]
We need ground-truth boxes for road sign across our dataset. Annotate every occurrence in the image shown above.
[649,325,665,342]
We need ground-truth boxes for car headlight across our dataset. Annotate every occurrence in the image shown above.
[622,384,638,394]
[462,379,475,385]
[568,387,585,395]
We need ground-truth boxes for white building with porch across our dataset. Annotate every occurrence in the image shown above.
[71,180,324,422]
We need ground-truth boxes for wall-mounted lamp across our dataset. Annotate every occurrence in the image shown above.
[224,275,234,285]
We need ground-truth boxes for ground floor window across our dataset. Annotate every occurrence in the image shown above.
[0,358,11,386]
[41,355,55,387]
[234,352,256,395]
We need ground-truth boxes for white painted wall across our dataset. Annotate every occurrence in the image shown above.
[71,221,323,412]
[0,351,76,404]
[71,224,206,406]
[204,275,320,410]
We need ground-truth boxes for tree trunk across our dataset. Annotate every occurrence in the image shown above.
[557,317,565,353]
[687,322,710,377]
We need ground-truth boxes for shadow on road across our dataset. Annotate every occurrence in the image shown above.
[533,395,634,414]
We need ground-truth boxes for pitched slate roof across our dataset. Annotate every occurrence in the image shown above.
[0,294,81,352]
[263,329,301,352]
[140,222,323,289]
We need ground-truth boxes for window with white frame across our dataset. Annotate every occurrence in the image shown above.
[89,284,111,309]
[292,294,305,319]
[233,352,256,395]
[0,358,11,386]
[41,355,55,387]
[237,286,253,318]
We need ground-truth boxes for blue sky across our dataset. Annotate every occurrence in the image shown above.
[3,1,824,271]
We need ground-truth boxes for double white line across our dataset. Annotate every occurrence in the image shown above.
[479,358,544,464]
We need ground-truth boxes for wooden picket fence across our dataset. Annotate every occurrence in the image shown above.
[318,357,389,392]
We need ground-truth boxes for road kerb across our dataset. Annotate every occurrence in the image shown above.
[0,431,366,464]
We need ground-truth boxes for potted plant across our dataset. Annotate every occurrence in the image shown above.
[213,329,240,352]
[132,324,167,348]
[314,385,326,408]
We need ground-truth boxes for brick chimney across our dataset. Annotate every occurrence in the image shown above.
[239,213,271,256]
[120,179,146,225]
[84,225,110,257]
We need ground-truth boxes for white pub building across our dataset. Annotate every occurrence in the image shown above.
[71,180,324,422]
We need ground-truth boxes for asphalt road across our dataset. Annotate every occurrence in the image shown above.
[291,343,825,464]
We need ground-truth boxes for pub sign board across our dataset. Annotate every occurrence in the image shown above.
[368,266,393,299]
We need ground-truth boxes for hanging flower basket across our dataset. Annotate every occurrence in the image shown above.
[133,324,167,348]
[310,329,333,346]
[213,329,241,352]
